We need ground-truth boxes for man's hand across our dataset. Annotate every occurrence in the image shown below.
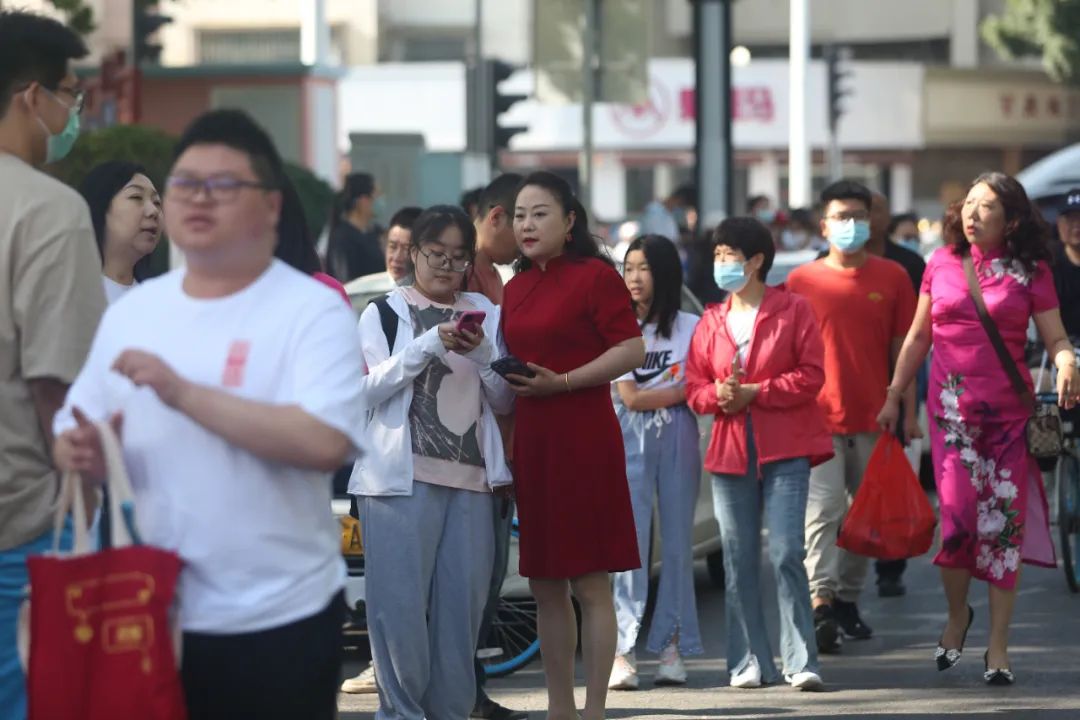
[54,407,122,481]
[112,350,191,409]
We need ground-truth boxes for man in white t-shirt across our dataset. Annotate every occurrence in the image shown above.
[54,110,368,719]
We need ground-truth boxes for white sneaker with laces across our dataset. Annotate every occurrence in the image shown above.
[655,644,687,686]
[730,655,762,689]
[785,670,825,691]
[340,664,378,694]
[608,652,639,690]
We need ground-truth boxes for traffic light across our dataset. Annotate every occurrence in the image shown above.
[134,0,172,65]
[489,60,527,154]
[825,45,853,133]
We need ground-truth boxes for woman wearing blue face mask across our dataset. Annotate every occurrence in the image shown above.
[685,218,833,691]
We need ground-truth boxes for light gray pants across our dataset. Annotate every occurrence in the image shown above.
[804,432,879,603]
[612,404,703,657]
[361,481,495,720]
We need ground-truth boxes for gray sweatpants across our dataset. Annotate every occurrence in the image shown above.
[361,482,495,720]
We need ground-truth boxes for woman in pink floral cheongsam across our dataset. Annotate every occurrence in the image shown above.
[879,172,1078,686]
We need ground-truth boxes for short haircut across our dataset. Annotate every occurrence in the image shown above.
[747,194,770,212]
[887,212,919,236]
[711,217,776,282]
[478,173,523,216]
[79,161,156,281]
[670,184,696,207]
[820,179,872,213]
[0,10,87,117]
[460,186,482,213]
[172,110,285,189]
[388,206,423,231]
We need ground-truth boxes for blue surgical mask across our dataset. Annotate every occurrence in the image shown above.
[827,219,871,254]
[755,209,776,225]
[36,90,80,164]
[372,195,387,218]
[895,237,921,255]
[714,260,750,293]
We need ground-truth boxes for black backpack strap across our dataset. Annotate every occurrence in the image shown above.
[370,294,398,352]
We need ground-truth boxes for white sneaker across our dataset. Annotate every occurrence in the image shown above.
[785,670,825,691]
[655,644,687,686]
[340,664,378,694]
[730,655,762,689]
[608,652,639,690]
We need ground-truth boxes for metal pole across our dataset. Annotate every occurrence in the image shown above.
[300,0,329,66]
[579,0,597,216]
[694,0,732,231]
[788,0,811,207]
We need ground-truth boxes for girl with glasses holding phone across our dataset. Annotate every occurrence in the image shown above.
[350,205,515,720]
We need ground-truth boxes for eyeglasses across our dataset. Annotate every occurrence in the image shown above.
[165,175,273,203]
[418,247,471,273]
[56,87,85,113]
[825,211,870,222]
[16,83,85,113]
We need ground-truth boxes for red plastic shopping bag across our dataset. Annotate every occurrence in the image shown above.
[18,422,186,720]
[837,433,937,560]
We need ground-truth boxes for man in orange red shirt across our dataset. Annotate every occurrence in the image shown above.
[786,180,918,654]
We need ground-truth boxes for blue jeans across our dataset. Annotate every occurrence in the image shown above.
[711,422,818,681]
[613,405,703,657]
[1,524,71,720]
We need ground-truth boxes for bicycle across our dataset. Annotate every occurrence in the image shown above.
[479,517,542,677]
[1036,392,1080,593]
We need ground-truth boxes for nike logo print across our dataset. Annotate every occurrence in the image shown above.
[634,367,669,383]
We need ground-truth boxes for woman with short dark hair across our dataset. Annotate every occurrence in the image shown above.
[686,217,832,691]
[78,161,163,304]
[879,172,1078,685]
[609,235,703,691]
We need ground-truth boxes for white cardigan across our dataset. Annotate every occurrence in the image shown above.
[348,288,514,496]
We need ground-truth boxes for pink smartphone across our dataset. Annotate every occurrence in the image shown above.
[455,310,486,334]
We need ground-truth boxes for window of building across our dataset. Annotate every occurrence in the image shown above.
[198,27,347,65]
[381,32,469,62]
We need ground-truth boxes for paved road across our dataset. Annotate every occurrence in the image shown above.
[339,540,1080,719]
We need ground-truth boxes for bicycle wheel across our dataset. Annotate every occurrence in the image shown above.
[1057,452,1080,593]
[480,595,541,678]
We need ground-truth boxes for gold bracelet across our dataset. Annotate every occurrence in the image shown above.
[564,372,572,392]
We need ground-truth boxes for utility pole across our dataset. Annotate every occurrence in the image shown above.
[788,0,811,208]
[579,0,598,216]
[694,0,733,230]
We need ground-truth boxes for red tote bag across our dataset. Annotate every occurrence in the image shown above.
[19,422,186,720]
[837,433,937,560]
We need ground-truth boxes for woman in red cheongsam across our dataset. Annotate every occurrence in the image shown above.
[502,171,645,720]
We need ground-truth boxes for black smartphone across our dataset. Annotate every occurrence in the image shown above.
[490,356,536,382]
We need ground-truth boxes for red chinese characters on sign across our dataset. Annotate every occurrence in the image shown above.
[679,87,775,122]
[1000,92,1071,121]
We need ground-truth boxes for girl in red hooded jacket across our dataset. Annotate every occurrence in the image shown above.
[685,217,833,692]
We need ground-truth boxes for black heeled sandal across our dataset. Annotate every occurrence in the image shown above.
[934,605,974,671]
[983,651,1015,686]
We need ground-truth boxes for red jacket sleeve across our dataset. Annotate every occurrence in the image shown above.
[754,296,826,410]
[686,310,720,416]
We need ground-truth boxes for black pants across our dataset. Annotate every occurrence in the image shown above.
[181,591,345,720]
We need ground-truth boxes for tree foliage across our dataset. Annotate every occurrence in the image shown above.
[46,0,96,36]
[981,0,1080,83]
